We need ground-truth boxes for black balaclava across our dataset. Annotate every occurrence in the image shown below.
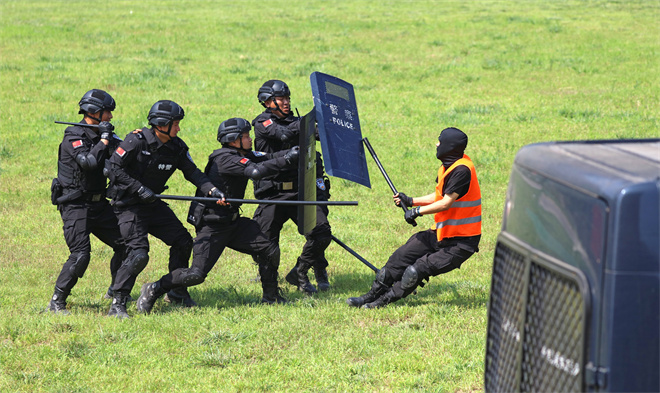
[436,127,468,167]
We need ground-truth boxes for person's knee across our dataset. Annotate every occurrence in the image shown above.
[256,244,280,269]
[306,228,332,254]
[401,265,420,291]
[69,251,91,278]
[181,267,206,287]
[376,266,394,287]
[124,249,149,275]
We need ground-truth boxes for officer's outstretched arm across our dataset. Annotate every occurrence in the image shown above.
[244,160,285,180]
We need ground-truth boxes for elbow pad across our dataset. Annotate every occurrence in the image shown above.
[75,153,98,171]
[244,164,264,180]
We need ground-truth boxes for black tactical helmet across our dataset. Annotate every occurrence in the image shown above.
[217,118,251,144]
[258,80,290,107]
[147,100,185,127]
[78,89,116,114]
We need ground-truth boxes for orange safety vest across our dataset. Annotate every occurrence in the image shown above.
[433,154,482,241]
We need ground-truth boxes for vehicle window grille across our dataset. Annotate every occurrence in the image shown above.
[520,262,583,392]
[485,242,527,392]
[485,239,585,393]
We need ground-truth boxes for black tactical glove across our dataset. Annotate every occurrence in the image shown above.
[284,146,300,165]
[98,121,115,140]
[395,192,413,208]
[209,187,225,200]
[277,128,296,142]
[137,186,156,203]
[405,206,421,225]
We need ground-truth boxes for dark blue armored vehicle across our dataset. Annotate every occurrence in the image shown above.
[484,139,660,392]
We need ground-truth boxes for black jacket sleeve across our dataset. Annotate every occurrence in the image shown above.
[176,142,215,195]
[107,133,145,194]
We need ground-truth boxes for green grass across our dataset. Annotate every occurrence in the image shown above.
[1,0,658,392]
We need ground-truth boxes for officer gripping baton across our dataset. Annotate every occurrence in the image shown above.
[154,194,358,206]
[361,137,417,226]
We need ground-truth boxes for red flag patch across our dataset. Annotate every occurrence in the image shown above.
[239,158,249,165]
[72,140,83,149]
[115,147,126,157]
[262,119,273,128]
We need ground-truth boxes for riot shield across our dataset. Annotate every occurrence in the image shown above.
[297,110,317,235]
[310,72,371,188]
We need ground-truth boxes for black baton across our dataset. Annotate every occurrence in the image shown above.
[331,235,379,273]
[154,194,358,206]
[55,120,100,128]
[361,137,417,226]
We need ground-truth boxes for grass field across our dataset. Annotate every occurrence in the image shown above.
[1,0,658,392]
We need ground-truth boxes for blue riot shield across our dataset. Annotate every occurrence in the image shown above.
[310,72,371,188]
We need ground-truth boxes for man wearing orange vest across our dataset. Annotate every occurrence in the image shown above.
[347,127,481,308]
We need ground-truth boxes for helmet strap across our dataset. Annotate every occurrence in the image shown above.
[87,110,103,124]
[154,122,173,138]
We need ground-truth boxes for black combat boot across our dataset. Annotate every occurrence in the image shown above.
[362,288,397,309]
[296,259,318,295]
[261,283,288,304]
[108,294,130,319]
[164,287,197,307]
[285,262,300,287]
[346,280,389,308]
[105,286,133,302]
[48,287,70,315]
[136,281,167,314]
[313,266,330,291]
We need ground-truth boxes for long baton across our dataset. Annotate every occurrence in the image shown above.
[154,194,358,206]
[361,137,417,227]
[331,235,379,273]
[55,120,100,128]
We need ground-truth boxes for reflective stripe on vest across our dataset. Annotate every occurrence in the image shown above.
[434,155,482,241]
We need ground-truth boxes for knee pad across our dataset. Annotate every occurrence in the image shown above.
[69,251,91,278]
[181,267,206,287]
[376,266,392,286]
[125,250,149,276]
[401,265,420,291]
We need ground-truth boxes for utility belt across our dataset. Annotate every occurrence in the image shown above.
[254,179,298,197]
[187,201,239,228]
[51,178,105,205]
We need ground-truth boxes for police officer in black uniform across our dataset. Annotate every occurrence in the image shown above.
[105,100,224,318]
[251,80,333,294]
[48,89,126,314]
[136,118,301,312]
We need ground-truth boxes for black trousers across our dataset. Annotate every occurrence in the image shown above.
[112,200,192,295]
[158,216,278,289]
[55,201,125,293]
[383,230,475,299]
[253,202,331,268]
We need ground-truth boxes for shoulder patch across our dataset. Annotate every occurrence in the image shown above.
[239,158,250,165]
[262,119,273,127]
[72,140,83,149]
[253,151,266,157]
[115,147,127,157]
